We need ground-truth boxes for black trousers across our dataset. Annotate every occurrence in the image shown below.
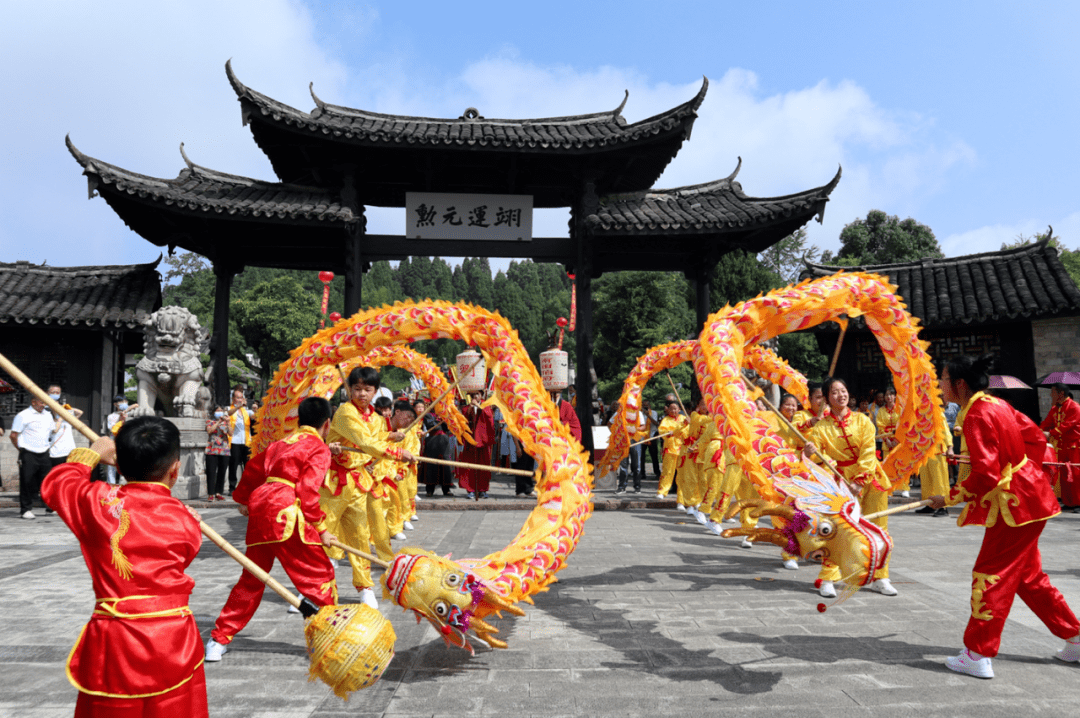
[514,454,536,495]
[647,438,660,476]
[206,454,228,496]
[19,449,51,514]
[227,445,249,492]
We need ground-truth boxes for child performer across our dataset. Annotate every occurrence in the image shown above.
[655,401,688,498]
[929,354,1080,679]
[41,417,207,717]
[321,368,415,609]
[390,400,421,533]
[875,387,910,497]
[205,397,340,663]
[675,397,708,511]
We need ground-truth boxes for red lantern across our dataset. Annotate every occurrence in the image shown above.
[318,271,335,284]
[329,312,342,322]
[556,317,568,328]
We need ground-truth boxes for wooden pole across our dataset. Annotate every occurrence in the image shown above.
[0,350,317,614]
[828,318,847,377]
[863,499,933,521]
[327,538,390,569]
[629,431,672,449]
[405,355,483,433]
[340,446,535,477]
[741,376,855,490]
[666,370,689,416]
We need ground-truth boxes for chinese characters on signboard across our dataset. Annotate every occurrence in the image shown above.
[405,192,533,241]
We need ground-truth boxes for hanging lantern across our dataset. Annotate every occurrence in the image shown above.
[455,349,486,393]
[539,347,569,392]
[329,312,342,323]
[318,271,335,284]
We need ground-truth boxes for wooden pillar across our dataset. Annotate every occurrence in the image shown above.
[342,172,365,316]
[573,179,599,455]
[694,269,711,335]
[574,271,594,454]
[212,263,236,404]
[344,225,363,316]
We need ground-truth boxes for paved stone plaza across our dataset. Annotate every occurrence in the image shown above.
[1,494,1079,717]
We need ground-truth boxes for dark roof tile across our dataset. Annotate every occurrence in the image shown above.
[0,259,161,329]
[801,239,1080,326]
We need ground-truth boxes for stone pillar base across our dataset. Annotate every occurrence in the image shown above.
[168,417,206,500]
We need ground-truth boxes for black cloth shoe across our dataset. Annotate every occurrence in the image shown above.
[915,506,935,514]
[614,487,626,495]
[933,508,949,517]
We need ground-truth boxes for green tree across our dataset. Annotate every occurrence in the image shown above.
[161,251,209,284]
[593,271,694,404]
[232,277,321,384]
[758,228,821,283]
[823,210,942,265]
[461,257,494,307]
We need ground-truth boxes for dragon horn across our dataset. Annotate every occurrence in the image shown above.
[484,589,526,616]
[753,505,798,520]
[469,616,500,635]
[474,631,508,650]
[723,499,758,521]
[720,527,790,551]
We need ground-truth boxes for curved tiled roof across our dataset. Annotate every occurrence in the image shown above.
[66,137,355,225]
[587,162,841,234]
[801,239,1080,326]
[226,60,708,152]
[0,259,161,329]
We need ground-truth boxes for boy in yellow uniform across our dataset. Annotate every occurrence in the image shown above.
[675,397,708,511]
[875,387,909,497]
[656,401,688,498]
[320,368,415,609]
[385,400,421,538]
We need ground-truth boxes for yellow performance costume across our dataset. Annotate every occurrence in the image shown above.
[395,424,421,526]
[676,411,708,507]
[876,405,908,493]
[321,401,405,589]
[808,409,893,583]
[656,414,688,496]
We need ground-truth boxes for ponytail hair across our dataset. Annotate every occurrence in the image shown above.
[944,353,994,394]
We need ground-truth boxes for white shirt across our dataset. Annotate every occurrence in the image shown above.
[231,408,248,445]
[11,406,53,453]
[49,419,77,458]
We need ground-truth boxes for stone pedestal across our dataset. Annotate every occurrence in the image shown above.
[168,417,206,500]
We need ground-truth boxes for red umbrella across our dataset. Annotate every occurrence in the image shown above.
[988,375,1032,390]
[0,377,14,394]
[1039,372,1080,387]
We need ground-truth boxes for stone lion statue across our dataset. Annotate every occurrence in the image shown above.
[134,306,211,418]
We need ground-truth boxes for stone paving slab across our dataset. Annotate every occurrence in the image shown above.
[1,501,1079,717]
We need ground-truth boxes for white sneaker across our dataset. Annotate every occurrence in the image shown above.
[358,587,379,610]
[783,558,799,570]
[413,495,421,502]
[723,516,738,524]
[870,578,898,596]
[1056,637,1080,663]
[287,604,301,614]
[21,511,36,520]
[901,490,911,498]
[391,532,407,541]
[706,521,724,536]
[204,639,227,662]
[676,504,685,512]
[403,521,414,531]
[656,493,664,499]
[410,514,419,521]
[694,509,708,526]
[740,537,753,549]
[945,649,993,679]
[819,581,837,598]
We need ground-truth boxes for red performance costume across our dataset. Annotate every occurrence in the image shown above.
[950,391,1079,658]
[41,448,207,718]
[1039,395,1080,506]
[458,402,495,494]
[211,426,337,644]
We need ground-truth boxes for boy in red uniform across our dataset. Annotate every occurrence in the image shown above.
[931,354,1080,678]
[41,416,207,718]
[205,397,339,662]
[1039,382,1080,509]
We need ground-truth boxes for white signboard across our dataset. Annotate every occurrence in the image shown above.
[405,192,533,241]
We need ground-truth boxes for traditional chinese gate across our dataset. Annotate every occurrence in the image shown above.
[68,62,839,452]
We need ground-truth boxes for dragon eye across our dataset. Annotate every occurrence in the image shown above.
[444,573,463,587]
[433,601,449,617]
[818,520,835,537]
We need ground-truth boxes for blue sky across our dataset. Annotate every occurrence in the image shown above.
[2,1,1078,272]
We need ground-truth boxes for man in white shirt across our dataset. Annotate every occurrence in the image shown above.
[10,395,54,519]
[45,384,82,468]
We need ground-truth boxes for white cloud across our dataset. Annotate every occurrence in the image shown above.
[942,211,1080,257]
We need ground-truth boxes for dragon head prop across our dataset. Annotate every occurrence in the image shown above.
[381,548,525,654]
[722,462,891,596]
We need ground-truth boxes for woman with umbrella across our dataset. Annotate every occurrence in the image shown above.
[1039,382,1080,510]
